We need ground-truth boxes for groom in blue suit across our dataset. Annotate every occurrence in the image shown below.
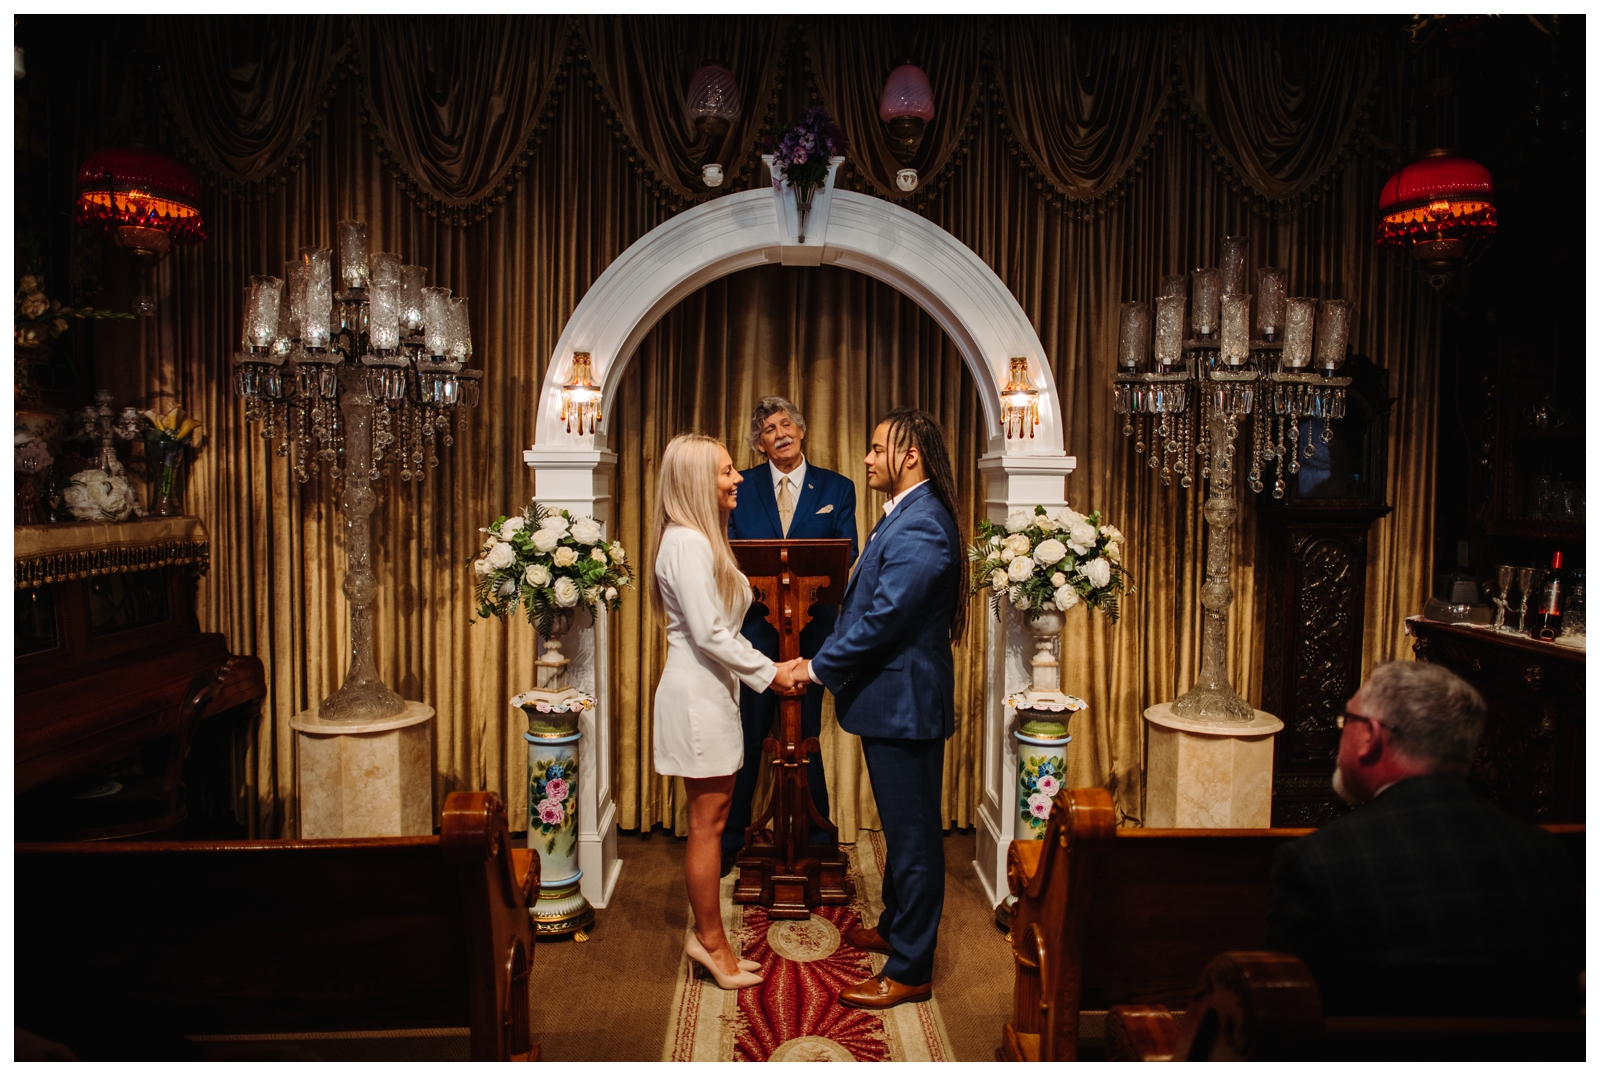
[725,397,858,869]
[787,407,965,1010]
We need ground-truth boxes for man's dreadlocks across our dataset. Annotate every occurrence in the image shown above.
[883,406,966,643]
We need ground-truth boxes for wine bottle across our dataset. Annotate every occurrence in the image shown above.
[1532,551,1564,641]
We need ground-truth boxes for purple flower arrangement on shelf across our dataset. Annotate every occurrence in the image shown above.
[769,106,848,194]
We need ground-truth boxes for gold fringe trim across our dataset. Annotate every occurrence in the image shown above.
[16,539,210,590]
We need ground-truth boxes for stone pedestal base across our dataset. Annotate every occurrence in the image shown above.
[1144,702,1283,828]
[291,702,434,838]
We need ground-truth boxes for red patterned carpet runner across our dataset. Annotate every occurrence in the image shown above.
[664,831,955,1062]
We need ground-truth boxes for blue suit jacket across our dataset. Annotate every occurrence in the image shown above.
[727,461,858,658]
[810,483,961,741]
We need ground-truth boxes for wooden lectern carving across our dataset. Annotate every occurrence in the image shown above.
[730,538,854,919]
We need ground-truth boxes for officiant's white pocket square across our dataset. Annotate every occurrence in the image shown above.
[816,505,834,514]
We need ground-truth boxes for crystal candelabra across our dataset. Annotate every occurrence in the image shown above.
[1112,237,1354,724]
[73,389,145,477]
[232,221,483,724]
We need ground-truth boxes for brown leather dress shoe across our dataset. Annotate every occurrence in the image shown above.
[843,922,893,955]
[838,975,932,1010]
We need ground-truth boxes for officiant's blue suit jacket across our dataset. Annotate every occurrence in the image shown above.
[810,483,961,741]
[728,462,858,657]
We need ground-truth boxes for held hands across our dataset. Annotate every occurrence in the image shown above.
[771,658,809,694]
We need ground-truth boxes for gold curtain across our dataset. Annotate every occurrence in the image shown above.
[62,16,1437,836]
[607,266,988,839]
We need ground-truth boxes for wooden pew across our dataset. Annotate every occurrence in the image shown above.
[1000,787,1315,1061]
[1104,951,1585,1061]
[15,791,538,1062]
[1001,788,1585,1062]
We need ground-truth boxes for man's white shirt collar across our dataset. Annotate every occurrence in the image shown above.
[883,479,929,517]
[769,457,807,495]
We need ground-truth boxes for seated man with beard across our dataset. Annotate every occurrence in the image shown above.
[1263,662,1581,1016]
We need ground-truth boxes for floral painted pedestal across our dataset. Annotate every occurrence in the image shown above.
[1015,728,1072,837]
[517,691,596,939]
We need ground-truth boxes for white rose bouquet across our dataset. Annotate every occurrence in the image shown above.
[969,505,1132,621]
[472,501,633,636]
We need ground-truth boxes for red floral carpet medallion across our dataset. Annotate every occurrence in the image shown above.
[664,831,955,1062]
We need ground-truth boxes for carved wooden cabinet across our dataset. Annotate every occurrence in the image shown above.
[1406,617,1584,824]
[1259,355,1392,826]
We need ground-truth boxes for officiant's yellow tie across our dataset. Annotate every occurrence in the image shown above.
[777,476,794,535]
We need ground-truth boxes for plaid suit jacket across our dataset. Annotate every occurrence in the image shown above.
[1263,773,1581,1015]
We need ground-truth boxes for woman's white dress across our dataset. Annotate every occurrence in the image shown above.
[652,524,776,777]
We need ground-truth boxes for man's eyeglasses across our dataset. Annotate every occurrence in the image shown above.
[1335,710,1400,736]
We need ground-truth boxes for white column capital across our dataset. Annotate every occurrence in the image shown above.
[979,451,1077,522]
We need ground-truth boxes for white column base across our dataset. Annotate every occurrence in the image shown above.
[577,796,622,908]
[1143,703,1283,828]
[291,702,435,838]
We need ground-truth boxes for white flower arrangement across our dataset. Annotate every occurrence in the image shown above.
[62,469,142,522]
[970,505,1132,621]
[472,502,633,636]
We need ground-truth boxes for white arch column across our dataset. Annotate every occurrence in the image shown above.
[526,178,1073,910]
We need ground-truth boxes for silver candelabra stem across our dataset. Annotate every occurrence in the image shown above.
[1170,408,1256,724]
[317,366,406,723]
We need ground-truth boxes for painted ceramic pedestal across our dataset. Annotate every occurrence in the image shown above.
[522,717,594,939]
[1015,727,1073,838]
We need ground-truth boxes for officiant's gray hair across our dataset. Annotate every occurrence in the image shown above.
[748,396,807,455]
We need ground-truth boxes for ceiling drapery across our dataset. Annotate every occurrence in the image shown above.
[577,16,791,205]
[1177,16,1383,202]
[155,15,353,188]
[156,16,1387,216]
[990,17,1173,205]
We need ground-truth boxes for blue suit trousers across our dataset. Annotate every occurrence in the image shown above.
[862,734,945,986]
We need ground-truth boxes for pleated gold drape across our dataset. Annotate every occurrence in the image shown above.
[50,16,1438,837]
[608,266,987,839]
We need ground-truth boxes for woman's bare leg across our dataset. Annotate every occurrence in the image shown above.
[684,773,741,977]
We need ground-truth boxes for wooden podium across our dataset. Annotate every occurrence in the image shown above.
[729,538,854,918]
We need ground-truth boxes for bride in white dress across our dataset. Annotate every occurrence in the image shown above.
[651,433,798,990]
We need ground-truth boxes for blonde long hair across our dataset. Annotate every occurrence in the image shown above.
[650,433,747,615]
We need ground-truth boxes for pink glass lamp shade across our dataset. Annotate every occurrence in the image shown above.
[75,146,205,266]
[880,63,935,164]
[688,63,741,140]
[1375,150,1496,276]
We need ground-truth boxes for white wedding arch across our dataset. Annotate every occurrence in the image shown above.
[526,167,1075,909]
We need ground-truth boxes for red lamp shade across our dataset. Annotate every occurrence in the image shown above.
[1375,150,1495,274]
[75,146,205,265]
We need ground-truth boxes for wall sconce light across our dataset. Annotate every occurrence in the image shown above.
[560,351,603,435]
[1002,357,1040,439]
[880,62,934,192]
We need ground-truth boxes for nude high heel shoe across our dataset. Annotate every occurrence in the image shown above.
[686,934,764,990]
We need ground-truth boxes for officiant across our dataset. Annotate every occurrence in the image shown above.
[724,396,859,873]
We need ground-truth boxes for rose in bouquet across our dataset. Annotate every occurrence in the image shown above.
[472,501,633,636]
[63,469,142,522]
[969,505,1132,621]
[769,106,848,194]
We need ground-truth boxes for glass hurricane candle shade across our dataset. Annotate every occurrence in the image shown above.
[400,265,428,333]
[369,282,401,351]
[447,296,471,360]
[1282,298,1317,367]
[302,248,334,348]
[337,219,370,290]
[1191,268,1221,337]
[421,286,452,356]
[370,251,402,288]
[1118,300,1151,371]
[1154,294,1186,365]
[1316,299,1353,371]
[1255,267,1286,338]
[1159,273,1188,299]
[282,260,306,345]
[1221,294,1251,365]
[1220,236,1248,296]
[246,275,283,348]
